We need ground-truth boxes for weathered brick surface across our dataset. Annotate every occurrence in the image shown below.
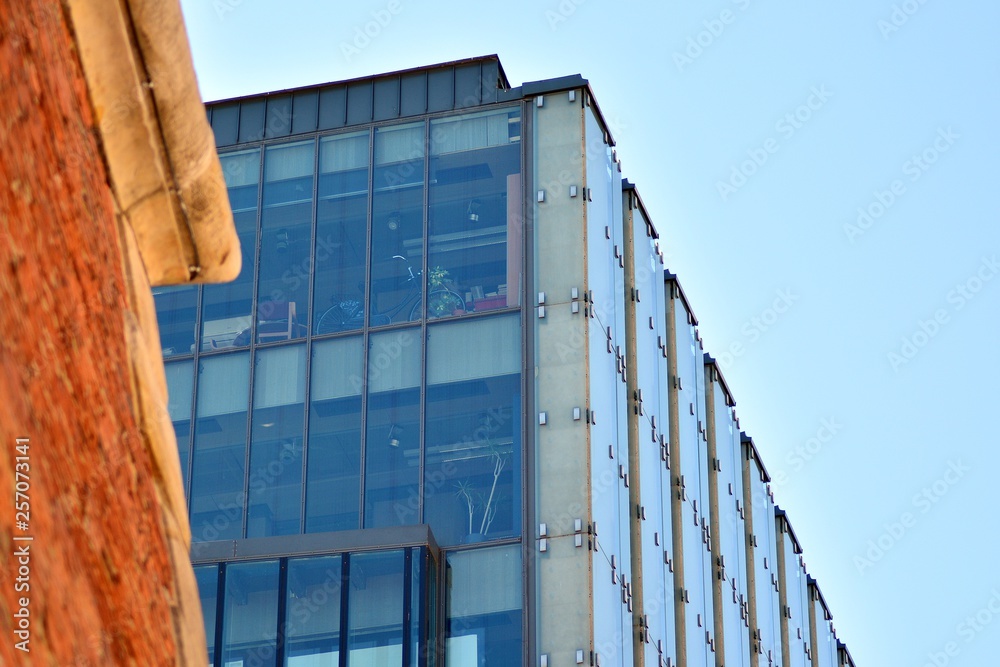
[0,2,182,664]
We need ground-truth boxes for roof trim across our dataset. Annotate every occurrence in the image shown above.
[664,271,699,325]
[206,54,509,106]
[774,506,804,554]
[740,432,772,483]
[703,354,736,407]
[622,180,660,240]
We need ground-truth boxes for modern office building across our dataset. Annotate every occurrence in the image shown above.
[154,55,856,667]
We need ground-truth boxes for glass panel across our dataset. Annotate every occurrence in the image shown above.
[307,337,364,533]
[285,555,342,666]
[370,122,425,327]
[314,131,370,335]
[423,315,521,546]
[165,360,194,494]
[259,140,315,342]
[363,328,421,528]
[190,352,250,542]
[446,545,522,666]
[348,551,405,666]
[194,565,219,666]
[202,148,260,351]
[427,108,521,321]
[222,560,280,667]
[248,345,306,538]
[155,285,198,357]
[409,549,424,667]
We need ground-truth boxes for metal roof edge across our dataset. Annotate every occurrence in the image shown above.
[664,270,699,326]
[740,432,772,483]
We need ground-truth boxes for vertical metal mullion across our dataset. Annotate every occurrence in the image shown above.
[519,99,535,667]
[242,145,266,540]
[358,127,375,529]
[214,563,226,667]
[300,137,321,534]
[276,558,289,667]
[339,553,351,667]
[417,119,429,524]
[402,548,413,667]
[185,284,204,515]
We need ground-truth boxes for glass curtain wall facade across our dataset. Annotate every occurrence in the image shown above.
[157,98,525,666]
[157,57,855,667]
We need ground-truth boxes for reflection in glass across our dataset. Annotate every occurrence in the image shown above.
[423,314,521,546]
[155,285,198,357]
[202,148,260,351]
[222,560,280,667]
[248,345,306,538]
[363,328,421,528]
[190,352,249,542]
[285,555,342,666]
[307,337,364,533]
[370,122,424,327]
[348,551,404,665]
[428,108,521,321]
[314,131,370,335]
[194,565,219,665]
[165,360,194,494]
[259,140,315,342]
[446,545,522,666]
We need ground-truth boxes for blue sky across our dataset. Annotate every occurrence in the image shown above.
[179,0,1000,663]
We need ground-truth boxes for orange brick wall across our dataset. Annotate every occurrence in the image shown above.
[0,2,182,664]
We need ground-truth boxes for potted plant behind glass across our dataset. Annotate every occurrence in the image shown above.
[454,439,509,543]
[427,265,465,317]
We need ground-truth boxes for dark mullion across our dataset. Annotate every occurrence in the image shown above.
[339,553,351,667]
[519,98,535,667]
[417,119,430,525]
[402,548,413,667]
[300,138,321,535]
[214,563,226,667]
[276,558,289,667]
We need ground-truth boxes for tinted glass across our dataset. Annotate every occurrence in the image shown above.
[427,108,521,321]
[363,328,421,528]
[259,140,315,342]
[446,545,522,666]
[369,122,424,327]
[194,565,219,665]
[285,555,343,666]
[222,560,280,666]
[248,345,306,537]
[347,551,405,666]
[164,360,194,494]
[307,336,364,533]
[155,285,198,357]
[202,148,259,351]
[190,352,250,542]
[423,314,521,546]
[314,131,370,335]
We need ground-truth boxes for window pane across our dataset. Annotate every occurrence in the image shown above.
[248,345,306,537]
[165,360,194,495]
[424,315,521,546]
[259,140,315,342]
[222,560,280,667]
[202,148,259,351]
[427,108,521,321]
[348,551,404,666]
[363,328,421,528]
[190,352,250,542]
[446,545,522,666]
[155,285,198,357]
[370,122,424,327]
[314,131,370,335]
[194,565,219,666]
[307,337,364,533]
[285,555,342,666]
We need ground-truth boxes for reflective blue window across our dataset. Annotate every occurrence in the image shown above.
[423,314,521,546]
[348,551,405,665]
[363,328,421,528]
[155,285,198,357]
[427,108,521,320]
[190,352,249,542]
[314,131,370,335]
[248,345,306,537]
[446,545,522,665]
[307,336,364,533]
[193,565,218,665]
[285,555,342,666]
[369,122,425,327]
[222,560,280,666]
[202,149,259,351]
[164,360,193,493]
